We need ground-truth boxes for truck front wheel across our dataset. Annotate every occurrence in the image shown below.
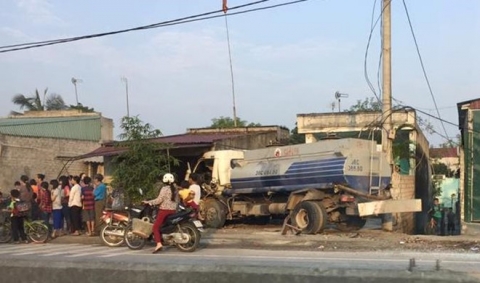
[291,201,327,234]
[201,199,227,229]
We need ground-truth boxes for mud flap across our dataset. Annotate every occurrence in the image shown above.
[357,199,422,217]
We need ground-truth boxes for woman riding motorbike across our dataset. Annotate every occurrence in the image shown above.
[142,173,178,253]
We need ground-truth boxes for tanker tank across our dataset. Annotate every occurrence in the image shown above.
[227,138,390,196]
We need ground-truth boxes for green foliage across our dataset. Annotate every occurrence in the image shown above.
[289,123,305,145]
[209,116,261,128]
[432,162,455,178]
[12,88,68,111]
[346,97,382,112]
[69,103,95,113]
[11,88,97,113]
[112,116,178,202]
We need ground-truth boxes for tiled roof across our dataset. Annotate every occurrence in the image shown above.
[430,147,458,158]
[0,116,101,141]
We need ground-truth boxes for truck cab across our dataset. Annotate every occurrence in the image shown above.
[191,150,244,194]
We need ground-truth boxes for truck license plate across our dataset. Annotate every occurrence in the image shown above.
[193,220,203,228]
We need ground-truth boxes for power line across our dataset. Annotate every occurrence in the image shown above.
[0,0,310,54]
[401,0,450,141]
[0,0,268,50]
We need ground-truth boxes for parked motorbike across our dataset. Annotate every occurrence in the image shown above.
[123,203,203,252]
[100,205,142,247]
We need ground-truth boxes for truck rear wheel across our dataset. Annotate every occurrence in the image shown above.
[335,215,367,232]
[291,201,326,234]
[202,199,226,229]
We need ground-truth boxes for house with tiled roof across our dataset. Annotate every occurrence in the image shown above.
[77,126,290,183]
[0,110,113,192]
[430,147,460,173]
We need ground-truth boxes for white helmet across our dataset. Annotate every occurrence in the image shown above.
[162,173,175,184]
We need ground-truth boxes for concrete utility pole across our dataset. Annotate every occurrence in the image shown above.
[121,77,130,117]
[381,0,393,166]
[381,0,393,232]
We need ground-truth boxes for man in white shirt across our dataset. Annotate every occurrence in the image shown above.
[188,173,201,205]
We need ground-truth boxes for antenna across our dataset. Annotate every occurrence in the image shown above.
[334,91,349,112]
[71,77,83,105]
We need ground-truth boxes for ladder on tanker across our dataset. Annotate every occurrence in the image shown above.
[368,144,382,196]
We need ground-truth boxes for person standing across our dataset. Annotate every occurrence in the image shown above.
[50,179,63,238]
[68,176,83,236]
[38,181,53,235]
[188,174,201,205]
[447,207,456,236]
[93,174,106,232]
[428,198,442,235]
[81,176,95,236]
[59,176,71,234]
[19,175,33,215]
[5,189,28,244]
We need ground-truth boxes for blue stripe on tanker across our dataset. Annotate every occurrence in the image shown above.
[229,157,391,194]
[227,176,391,195]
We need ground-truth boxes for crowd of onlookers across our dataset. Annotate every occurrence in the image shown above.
[0,173,107,243]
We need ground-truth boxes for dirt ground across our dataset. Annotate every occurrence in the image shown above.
[217,221,480,253]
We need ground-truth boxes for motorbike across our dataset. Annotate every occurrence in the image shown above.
[123,203,203,252]
[100,205,143,247]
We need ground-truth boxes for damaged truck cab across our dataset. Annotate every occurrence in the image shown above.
[191,138,421,234]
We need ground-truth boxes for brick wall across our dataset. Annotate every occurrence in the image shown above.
[391,172,416,234]
[0,134,100,193]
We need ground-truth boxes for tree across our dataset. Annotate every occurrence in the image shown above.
[69,103,95,113]
[12,88,68,111]
[346,97,382,112]
[209,116,261,128]
[289,123,305,144]
[112,116,178,202]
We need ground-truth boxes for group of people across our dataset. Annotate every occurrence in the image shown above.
[1,170,204,248]
[429,197,457,236]
[1,173,107,243]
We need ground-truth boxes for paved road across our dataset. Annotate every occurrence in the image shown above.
[0,243,479,274]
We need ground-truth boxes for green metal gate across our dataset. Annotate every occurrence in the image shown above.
[465,111,480,222]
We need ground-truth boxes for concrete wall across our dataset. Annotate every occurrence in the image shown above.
[214,131,290,150]
[0,134,99,192]
[391,172,416,234]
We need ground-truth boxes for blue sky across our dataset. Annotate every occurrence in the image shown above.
[0,0,478,146]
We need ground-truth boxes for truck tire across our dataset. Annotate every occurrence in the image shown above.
[335,215,367,232]
[202,199,227,229]
[291,201,326,234]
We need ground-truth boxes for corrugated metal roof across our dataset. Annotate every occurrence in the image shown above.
[0,116,101,141]
[102,133,243,147]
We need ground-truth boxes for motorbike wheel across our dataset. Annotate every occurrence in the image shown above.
[176,222,201,253]
[0,222,12,243]
[100,222,126,247]
[26,222,49,243]
[123,223,147,250]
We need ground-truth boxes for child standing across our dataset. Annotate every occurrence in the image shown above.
[447,208,456,236]
[50,179,63,238]
[81,176,95,236]
[6,189,28,244]
[39,181,53,235]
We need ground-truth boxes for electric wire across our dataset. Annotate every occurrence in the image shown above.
[401,0,450,141]
[0,0,310,54]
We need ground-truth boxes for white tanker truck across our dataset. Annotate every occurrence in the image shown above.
[190,138,421,234]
